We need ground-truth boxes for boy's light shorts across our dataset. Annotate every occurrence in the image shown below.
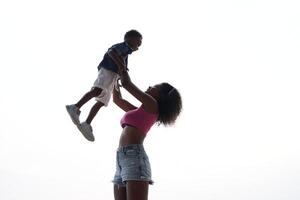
[93,67,119,106]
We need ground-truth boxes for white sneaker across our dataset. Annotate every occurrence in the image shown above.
[77,122,95,142]
[66,104,81,125]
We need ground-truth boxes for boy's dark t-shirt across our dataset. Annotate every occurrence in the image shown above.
[98,42,133,73]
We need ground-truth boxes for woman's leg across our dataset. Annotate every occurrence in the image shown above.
[126,181,149,200]
[114,184,127,200]
[75,87,102,109]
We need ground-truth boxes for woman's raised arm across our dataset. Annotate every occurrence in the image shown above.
[113,81,137,112]
[120,71,158,113]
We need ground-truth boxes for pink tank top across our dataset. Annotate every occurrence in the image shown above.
[120,106,158,135]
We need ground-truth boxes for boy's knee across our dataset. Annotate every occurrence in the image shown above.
[91,87,103,96]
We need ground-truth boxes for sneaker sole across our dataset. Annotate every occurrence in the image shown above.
[77,125,95,142]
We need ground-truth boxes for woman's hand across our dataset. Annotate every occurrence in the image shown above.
[108,49,127,72]
[113,79,122,104]
[114,78,122,92]
[113,76,137,112]
[120,70,131,88]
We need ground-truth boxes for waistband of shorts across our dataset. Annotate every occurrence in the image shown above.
[117,144,145,152]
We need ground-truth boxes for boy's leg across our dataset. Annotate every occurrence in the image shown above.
[85,101,104,124]
[75,100,104,142]
[66,87,103,126]
[75,87,103,109]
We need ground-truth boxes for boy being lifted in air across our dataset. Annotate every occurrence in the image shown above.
[66,30,142,142]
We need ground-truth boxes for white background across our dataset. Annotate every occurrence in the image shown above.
[1,0,300,199]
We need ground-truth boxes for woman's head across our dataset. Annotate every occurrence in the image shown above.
[147,83,182,126]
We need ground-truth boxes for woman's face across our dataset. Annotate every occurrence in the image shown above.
[146,85,159,100]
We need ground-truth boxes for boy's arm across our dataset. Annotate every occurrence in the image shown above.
[107,49,127,74]
[113,81,137,112]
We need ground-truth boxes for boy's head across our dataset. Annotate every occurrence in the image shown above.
[124,30,142,51]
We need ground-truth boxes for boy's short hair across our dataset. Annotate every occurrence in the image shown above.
[124,30,142,40]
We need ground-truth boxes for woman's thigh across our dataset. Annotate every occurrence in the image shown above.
[114,184,127,200]
[126,181,149,200]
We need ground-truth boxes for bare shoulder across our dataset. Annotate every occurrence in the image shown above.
[141,96,158,114]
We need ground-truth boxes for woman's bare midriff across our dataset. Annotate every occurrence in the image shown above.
[119,125,146,147]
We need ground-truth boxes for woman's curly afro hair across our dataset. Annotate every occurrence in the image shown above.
[156,83,182,126]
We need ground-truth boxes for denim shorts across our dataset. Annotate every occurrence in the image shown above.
[112,144,153,186]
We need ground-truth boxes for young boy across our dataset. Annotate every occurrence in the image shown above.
[66,30,142,142]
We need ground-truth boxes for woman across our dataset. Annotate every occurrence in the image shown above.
[112,71,182,200]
